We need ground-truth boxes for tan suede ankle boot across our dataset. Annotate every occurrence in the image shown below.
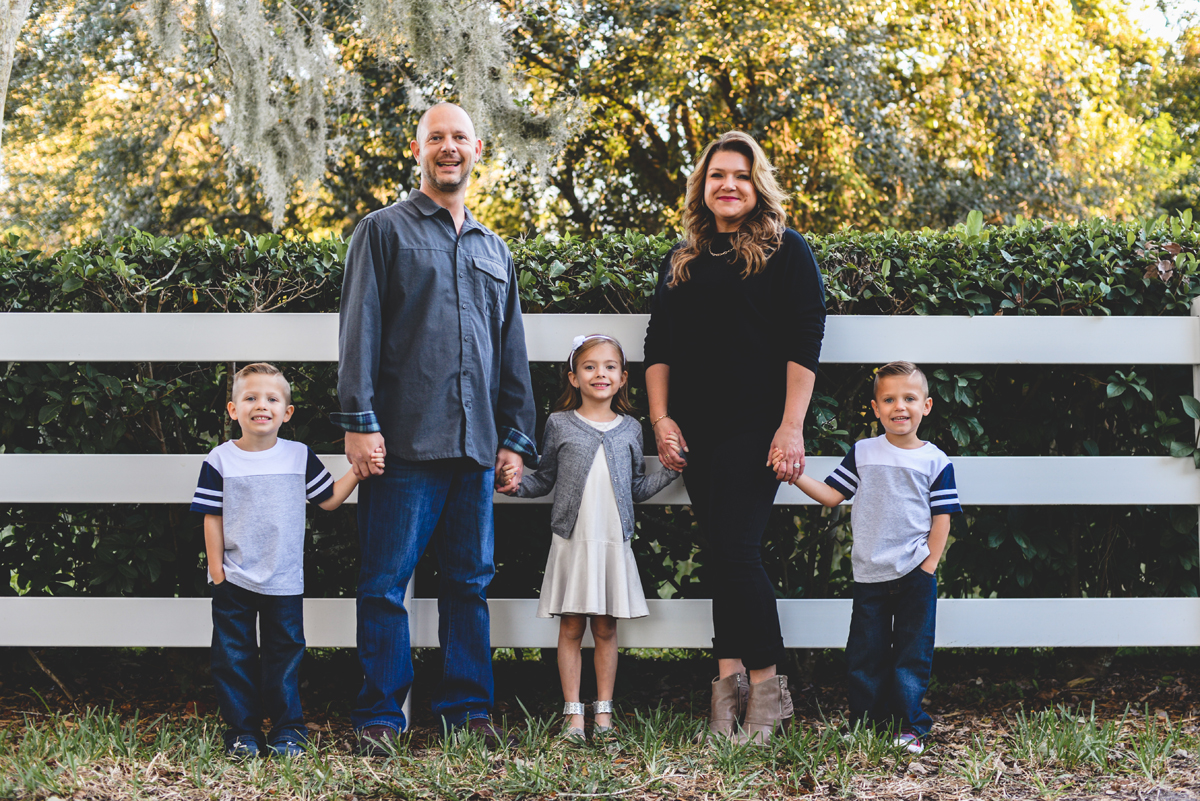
[706,672,748,741]
[736,675,793,745]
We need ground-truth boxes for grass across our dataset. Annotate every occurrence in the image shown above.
[2,703,1198,800]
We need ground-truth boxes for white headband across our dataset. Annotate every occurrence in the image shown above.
[568,334,623,369]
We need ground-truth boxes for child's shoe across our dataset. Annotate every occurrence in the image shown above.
[267,732,307,758]
[893,731,925,755]
[592,700,620,753]
[225,734,263,760]
[561,702,586,744]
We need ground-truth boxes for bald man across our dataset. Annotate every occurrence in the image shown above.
[335,103,537,753]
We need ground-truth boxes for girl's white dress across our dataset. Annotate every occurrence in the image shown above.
[536,413,650,619]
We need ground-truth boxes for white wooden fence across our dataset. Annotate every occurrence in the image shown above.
[3,310,1200,649]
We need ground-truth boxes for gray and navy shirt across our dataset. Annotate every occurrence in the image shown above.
[333,189,538,468]
[190,439,334,595]
[825,435,962,584]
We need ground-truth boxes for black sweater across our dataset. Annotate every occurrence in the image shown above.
[642,229,826,446]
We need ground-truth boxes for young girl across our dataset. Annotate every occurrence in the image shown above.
[501,334,681,744]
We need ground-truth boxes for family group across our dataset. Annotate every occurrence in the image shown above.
[189,102,962,760]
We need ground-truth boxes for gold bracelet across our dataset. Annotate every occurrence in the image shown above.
[651,413,671,427]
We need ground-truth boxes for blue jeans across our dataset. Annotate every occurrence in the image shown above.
[353,457,496,732]
[210,581,307,748]
[846,567,937,737]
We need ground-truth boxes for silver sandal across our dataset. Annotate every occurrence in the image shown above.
[561,701,586,743]
[592,700,619,750]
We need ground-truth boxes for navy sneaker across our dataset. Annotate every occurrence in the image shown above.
[226,734,263,760]
[268,734,307,758]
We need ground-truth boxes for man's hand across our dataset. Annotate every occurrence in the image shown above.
[495,447,523,493]
[346,431,386,479]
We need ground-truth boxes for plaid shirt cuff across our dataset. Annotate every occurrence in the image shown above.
[499,426,539,468]
[330,411,381,433]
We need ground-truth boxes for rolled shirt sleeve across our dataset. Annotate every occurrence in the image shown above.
[333,216,385,434]
[495,250,538,466]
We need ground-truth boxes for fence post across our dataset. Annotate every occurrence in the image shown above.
[403,574,414,730]
[1193,297,1200,589]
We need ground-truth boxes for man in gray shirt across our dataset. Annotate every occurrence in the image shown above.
[334,102,537,753]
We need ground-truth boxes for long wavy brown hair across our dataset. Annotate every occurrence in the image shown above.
[668,131,789,288]
[552,335,636,415]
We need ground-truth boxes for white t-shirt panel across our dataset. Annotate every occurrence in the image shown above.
[825,435,961,583]
[190,439,333,595]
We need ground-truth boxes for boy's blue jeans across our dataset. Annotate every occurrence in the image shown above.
[846,567,937,737]
[352,457,496,733]
[210,581,307,749]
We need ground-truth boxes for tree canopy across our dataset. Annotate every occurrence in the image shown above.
[1,0,1196,247]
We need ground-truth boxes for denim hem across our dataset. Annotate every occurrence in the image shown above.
[356,720,401,733]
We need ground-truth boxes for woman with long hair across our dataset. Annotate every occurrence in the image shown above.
[643,131,826,743]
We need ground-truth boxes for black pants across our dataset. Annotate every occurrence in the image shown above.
[683,429,784,670]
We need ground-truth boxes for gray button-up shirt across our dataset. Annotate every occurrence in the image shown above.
[333,189,538,468]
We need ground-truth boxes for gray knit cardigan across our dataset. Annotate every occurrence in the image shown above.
[516,411,680,540]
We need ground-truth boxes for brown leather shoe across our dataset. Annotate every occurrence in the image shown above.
[355,724,400,757]
[457,717,518,750]
[735,675,793,746]
[706,672,748,741]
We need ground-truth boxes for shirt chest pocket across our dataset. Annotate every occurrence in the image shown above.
[471,256,509,321]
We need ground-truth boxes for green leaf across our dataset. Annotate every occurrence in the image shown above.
[1107,383,1126,398]
[1180,395,1200,420]
[37,403,61,424]
[1170,441,1196,458]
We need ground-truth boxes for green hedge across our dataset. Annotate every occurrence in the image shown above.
[3,212,1200,604]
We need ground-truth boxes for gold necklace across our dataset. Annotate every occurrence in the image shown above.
[708,241,735,258]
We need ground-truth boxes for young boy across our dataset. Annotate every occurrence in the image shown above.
[781,361,961,754]
[190,363,382,759]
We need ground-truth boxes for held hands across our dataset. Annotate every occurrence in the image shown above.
[654,417,688,472]
[496,463,519,495]
[768,421,805,483]
[495,447,523,494]
[346,431,386,479]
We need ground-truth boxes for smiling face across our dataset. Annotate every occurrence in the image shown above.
[411,103,482,195]
[227,373,294,446]
[568,342,627,411]
[871,373,933,447]
[703,148,758,233]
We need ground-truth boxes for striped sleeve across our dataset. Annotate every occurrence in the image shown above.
[929,462,962,515]
[190,461,224,515]
[305,447,335,503]
[824,444,859,498]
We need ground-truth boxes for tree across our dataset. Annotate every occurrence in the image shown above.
[0,0,1191,247]
[1,0,574,243]
[510,0,1190,235]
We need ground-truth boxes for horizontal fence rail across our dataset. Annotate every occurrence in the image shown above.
[3,598,1198,649]
[4,312,1200,364]
[3,310,1199,650]
[2,454,1198,506]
